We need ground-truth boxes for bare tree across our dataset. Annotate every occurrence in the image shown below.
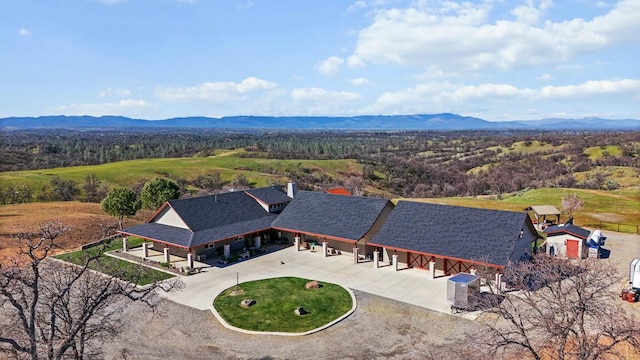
[0,222,180,359]
[471,254,640,360]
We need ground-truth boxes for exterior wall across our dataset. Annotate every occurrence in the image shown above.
[545,234,585,259]
[154,207,189,229]
[509,222,539,263]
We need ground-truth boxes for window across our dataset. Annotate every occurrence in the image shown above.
[235,236,244,243]
[205,243,215,249]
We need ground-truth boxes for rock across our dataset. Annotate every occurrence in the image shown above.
[294,306,308,316]
[240,298,255,307]
[305,280,320,289]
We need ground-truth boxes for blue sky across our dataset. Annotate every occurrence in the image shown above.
[2,0,639,121]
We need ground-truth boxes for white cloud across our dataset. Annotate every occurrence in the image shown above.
[154,77,277,102]
[317,56,344,76]
[55,99,151,116]
[99,88,132,97]
[537,73,554,81]
[18,28,31,36]
[540,79,640,98]
[347,1,367,13]
[350,0,640,73]
[365,78,640,116]
[291,87,362,115]
[348,77,374,86]
[346,55,365,68]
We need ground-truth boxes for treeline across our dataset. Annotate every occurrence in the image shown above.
[1,129,639,203]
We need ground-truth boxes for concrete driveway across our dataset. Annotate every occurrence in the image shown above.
[162,246,455,315]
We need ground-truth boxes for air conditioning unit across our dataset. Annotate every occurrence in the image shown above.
[196,254,207,261]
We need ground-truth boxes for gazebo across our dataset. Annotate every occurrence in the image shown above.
[524,205,561,228]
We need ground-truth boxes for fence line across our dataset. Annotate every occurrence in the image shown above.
[581,221,640,235]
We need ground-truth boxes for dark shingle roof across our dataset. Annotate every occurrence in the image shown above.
[121,187,280,248]
[369,201,529,266]
[166,190,272,232]
[271,191,390,241]
[543,223,591,240]
[245,186,291,205]
[120,223,193,247]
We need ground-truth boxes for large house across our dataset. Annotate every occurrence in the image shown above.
[119,183,540,277]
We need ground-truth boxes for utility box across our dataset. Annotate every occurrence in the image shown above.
[631,258,640,289]
[447,273,480,309]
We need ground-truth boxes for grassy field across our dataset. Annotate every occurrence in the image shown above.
[213,277,352,333]
[55,237,174,285]
[404,187,640,231]
[0,150,359,195]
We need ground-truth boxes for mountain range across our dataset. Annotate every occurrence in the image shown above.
[1,114,639,131]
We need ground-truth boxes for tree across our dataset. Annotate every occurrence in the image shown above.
[101,187,140,229]
[141,178,180,210]
[471,255,640,360]
[49,176,80,202]
[560,193,584,219]
[81,173,105,203]
[0,222,180,359]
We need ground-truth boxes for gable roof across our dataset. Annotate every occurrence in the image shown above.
[369,201,531,266]
[245,186,291,205]
[120,187,279,248]
[543,223,591,240]
[271,191,390,241]
[165,190,271,232]
[524,205,561,216]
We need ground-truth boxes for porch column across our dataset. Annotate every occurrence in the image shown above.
[392,253,399,271]
[495,272,502,294]
[122,236,129,252]
[254,236,261,249]
[373,250,380,268]
[322,240,328,258]
[353,245,359,264]
[223,244,231,258]
[187,253,194,270]
[142,241,149,258]
[428,259,436,279]
[163,247,170,263]
[294,236,301,252]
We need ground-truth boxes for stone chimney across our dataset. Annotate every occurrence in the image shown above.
[287,181,297,198]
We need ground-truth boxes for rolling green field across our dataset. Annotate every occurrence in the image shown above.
[408,187,640,231]
[0,150,359,193]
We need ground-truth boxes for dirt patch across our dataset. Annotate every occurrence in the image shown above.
[0,202,151,263]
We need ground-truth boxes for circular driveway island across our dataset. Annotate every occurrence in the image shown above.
[211,277,356,335]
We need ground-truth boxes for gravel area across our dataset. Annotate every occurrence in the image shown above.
[102,290,480,360]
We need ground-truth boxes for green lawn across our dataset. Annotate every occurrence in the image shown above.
[213,277,352,333]
[55,237,174,286]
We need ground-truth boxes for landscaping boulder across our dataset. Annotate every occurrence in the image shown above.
[305,280,320,289]
[240,298,255,307]
[294,306,308,316]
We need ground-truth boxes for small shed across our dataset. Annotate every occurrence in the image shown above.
[542,223,591,259]
[524,205,561,227]
[447,273,480,309]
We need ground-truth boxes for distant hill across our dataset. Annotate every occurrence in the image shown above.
[1,114,639,131]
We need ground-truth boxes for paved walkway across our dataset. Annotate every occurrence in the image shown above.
[160,246,463,317]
